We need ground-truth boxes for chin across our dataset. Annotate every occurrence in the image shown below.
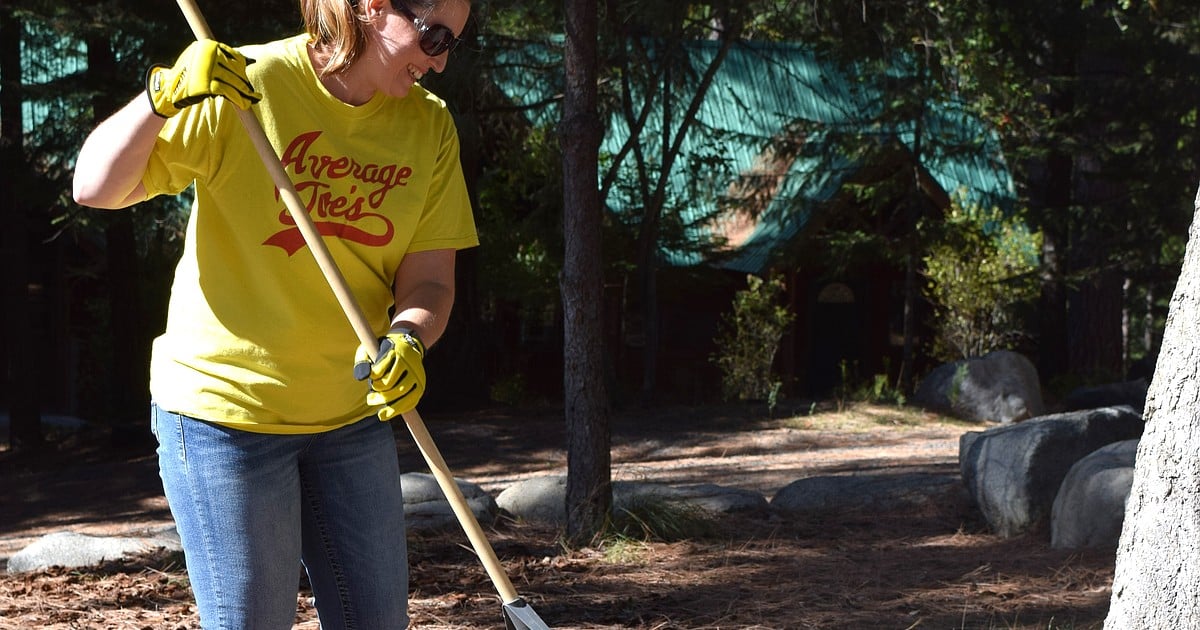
[387,81,415,100]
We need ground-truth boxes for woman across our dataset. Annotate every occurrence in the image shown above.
[72,0,475,627]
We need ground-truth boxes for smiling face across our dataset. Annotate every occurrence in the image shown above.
[365,0,470,100]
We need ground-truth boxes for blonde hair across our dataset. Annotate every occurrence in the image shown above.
[301,0,368,76]
[302,0,445,77]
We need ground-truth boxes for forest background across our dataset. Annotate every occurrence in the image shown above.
[3,0,1199,456]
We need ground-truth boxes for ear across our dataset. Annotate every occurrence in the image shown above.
[364,0,387,18]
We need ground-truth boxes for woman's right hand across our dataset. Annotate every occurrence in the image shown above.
[146,39,261,118]
[73,39,261,210]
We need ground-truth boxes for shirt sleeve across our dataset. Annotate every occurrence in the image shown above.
[142,97,231,198]
[408,111,479,252]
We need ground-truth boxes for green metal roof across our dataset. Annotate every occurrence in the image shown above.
[491,39,1016,274]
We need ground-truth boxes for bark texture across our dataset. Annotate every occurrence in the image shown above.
[0,8,43,450]
[1105,184,1200,628]
[560,0,610,543]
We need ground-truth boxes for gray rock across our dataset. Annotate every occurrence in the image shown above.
[7,528,181,574]
[495,475,767,525]
[959,406,1144,538]
[913,350,1045,424]
[616,482,769,516]
[401,472,497,530]
[770,472,964,514]
[1051,439,1138,550]
[1062,379,1148,415]
[495,476,568,525]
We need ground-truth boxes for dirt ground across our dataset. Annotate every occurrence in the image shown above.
[0,402,1116,629]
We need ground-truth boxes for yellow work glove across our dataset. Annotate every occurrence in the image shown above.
[354,329,427,421]
[146,39,262,118]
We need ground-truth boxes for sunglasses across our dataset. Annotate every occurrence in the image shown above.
[394,2,463,57]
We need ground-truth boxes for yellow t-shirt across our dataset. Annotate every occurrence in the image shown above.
[144,34,478,434]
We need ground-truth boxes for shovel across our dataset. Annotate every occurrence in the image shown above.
[173,2,552,627]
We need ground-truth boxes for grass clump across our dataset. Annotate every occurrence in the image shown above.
[583,496,720,563]
[609,496,718,542]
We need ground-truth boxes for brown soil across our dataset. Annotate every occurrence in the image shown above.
[0,403,1115,629]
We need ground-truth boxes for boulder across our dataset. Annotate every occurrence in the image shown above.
[959,406,1144,538]
[401,472,497,530]
[1051,439,1138,550]
[1125,352,1157,383]
[495,476,568,525]
[495,475,767,525]
[617,482,769,516]
[913,350,1045,424]
[7,528,181,574]
[771,472,965,514]
[1062,379,1148,415]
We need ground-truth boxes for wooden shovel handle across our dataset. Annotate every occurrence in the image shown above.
[173,0,522,606]
[175,0,377,353]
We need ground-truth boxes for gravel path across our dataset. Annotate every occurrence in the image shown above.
[2,405,972,567]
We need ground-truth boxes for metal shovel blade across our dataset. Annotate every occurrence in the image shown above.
[502,597,551,630]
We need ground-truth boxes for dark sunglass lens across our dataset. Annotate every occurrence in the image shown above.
[421,25,455,56]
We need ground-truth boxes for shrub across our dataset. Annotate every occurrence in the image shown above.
[921,198,1041,362]
[711,274,796,407]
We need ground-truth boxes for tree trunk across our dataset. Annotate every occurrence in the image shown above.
[87,34,150,443]
[637,256,658,401]
[560,0,610,545]
[1105,184,1200,627]
[899,245,917,393]
[104,214,149,425]
[1036,152,1072,383]
[1033,20,1080,383]
[1066,268,1123,380]
[0,7,43,451]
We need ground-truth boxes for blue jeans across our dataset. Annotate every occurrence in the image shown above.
[152,404,409,630]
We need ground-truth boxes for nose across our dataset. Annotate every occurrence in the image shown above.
[429,53,448,74]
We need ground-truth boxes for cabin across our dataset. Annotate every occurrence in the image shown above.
[489,39,1016,401]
